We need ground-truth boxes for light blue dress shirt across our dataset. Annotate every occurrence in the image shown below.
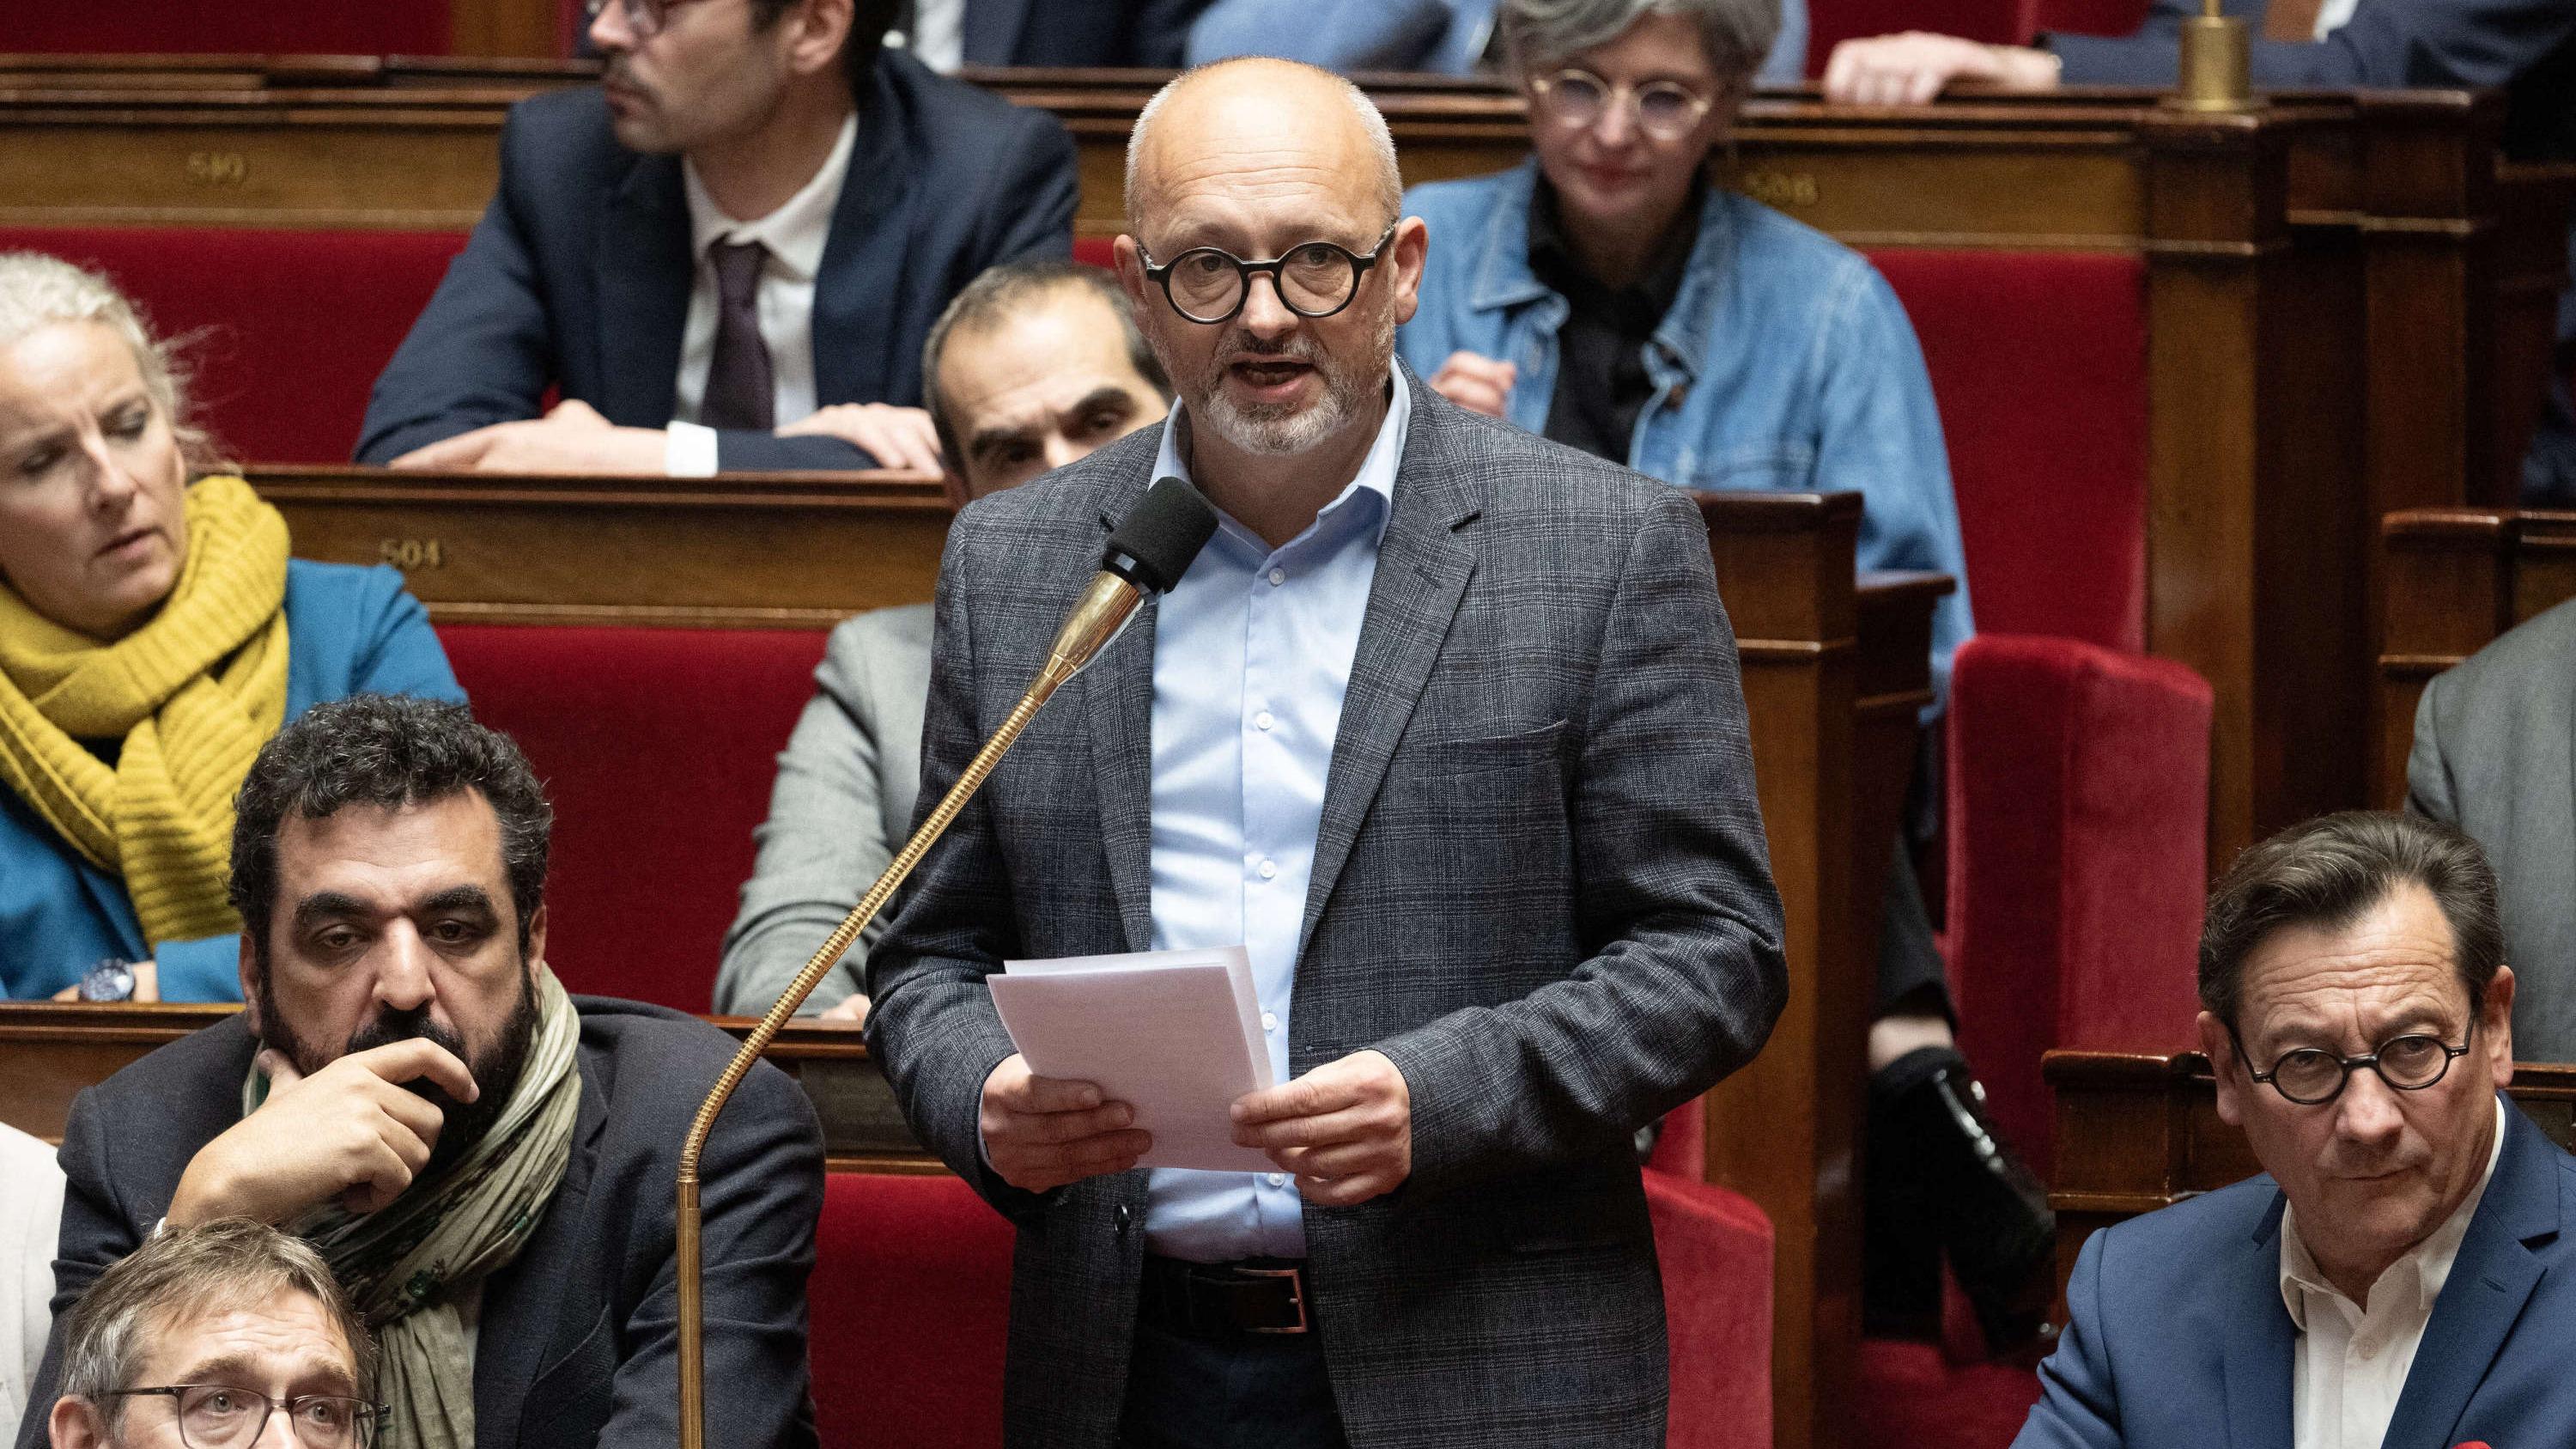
[1139,381,1412,1262]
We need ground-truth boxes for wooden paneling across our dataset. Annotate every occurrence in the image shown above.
[2374,507,2576,808]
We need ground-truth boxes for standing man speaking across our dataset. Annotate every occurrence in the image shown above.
[866,58,1788,1448]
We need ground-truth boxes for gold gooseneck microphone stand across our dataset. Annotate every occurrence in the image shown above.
[673,478,1218,1449]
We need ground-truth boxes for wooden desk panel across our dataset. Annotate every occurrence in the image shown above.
[2375,507,2576,808]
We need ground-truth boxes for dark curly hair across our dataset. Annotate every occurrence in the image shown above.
[228,695,553,965]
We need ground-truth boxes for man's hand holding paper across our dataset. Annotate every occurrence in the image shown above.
[977,1054,1152,1193]
[1231,1049,1413,1207]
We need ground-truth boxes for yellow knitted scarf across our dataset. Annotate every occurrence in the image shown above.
[0,474,290,947]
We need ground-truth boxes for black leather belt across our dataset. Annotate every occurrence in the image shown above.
[1139,1255,1312,1337]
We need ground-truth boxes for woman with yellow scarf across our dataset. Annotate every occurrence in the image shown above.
[0,253,463,1003]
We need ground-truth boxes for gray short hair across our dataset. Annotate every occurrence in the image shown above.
[920,261,1171,467]
[58,1219,375,1435]
[1500,0,1782,88]
[2199,811,2506,1032]
[1125,59,1401,235]
[0,251,222,477]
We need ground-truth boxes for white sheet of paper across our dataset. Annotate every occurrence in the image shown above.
[989,945,1274,1172]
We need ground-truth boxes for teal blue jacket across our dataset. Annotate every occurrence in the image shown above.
[0,561,463,1002]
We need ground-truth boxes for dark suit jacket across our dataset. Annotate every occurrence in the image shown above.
[962,0,1208,67]
[2408,596,2576,1061]
[2015,1099,2576,1449]
[2049,0,2576,160]
[355,51,1078,472]
[12,997,823,1449]
[866,367,1790,1447]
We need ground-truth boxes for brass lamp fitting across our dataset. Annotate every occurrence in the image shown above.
[2167,0,2260,111]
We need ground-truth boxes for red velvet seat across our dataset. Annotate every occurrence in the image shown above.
[0,226,468,466]
[1860,248,2207,1188]
[436,624,830,1012]
[1645,1097,1777,1449]
[810,1173,1014,1449]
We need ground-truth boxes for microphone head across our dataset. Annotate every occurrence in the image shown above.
[1104,475,1220,595]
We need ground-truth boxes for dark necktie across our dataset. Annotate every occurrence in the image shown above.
[701,238,775,431]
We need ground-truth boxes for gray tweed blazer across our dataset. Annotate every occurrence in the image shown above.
[866,367,1789,1448]
[715,603,933,1015]
[2409,595,2576,1061]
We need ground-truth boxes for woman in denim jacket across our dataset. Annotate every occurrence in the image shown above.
[1397,0,2048,1349]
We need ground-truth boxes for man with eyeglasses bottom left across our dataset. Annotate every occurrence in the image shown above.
[41,1219,380,1449]
[2017,810,2576,1449]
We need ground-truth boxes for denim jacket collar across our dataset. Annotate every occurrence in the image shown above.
[1464,158,1741,390]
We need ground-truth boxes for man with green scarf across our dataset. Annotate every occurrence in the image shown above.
[14,695,825,1449]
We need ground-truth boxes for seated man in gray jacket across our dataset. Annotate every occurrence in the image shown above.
[714,260,1172,1021]
[2408,595,2576,1061]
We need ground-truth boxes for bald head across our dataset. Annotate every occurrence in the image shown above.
[1124,58,1401,238]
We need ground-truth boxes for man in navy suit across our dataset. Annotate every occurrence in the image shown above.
[357,0,1078,476]
[2016,810,2576,1449]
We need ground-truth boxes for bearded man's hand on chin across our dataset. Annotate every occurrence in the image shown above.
[165,1038,481,1227]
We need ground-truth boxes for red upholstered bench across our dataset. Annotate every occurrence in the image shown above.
[0,226,468,466]
[811,1172,1014,1449]
[436,624,831,1013]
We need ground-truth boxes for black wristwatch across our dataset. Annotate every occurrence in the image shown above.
[76,956,137,1002]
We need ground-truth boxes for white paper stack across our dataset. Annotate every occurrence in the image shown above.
[989,945,1274,1172]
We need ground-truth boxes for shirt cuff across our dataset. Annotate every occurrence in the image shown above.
[665,421,720,478]
[155,935,246,1002]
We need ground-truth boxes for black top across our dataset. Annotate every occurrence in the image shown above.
[1526,177,1700,465]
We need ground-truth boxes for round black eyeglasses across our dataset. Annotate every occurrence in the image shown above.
[1137,221,1400,326]
[99,1387,384,1449]
[2232,1020,2476,1105]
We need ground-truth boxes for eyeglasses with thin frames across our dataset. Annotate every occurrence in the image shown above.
[1136,221,1400,326]
[583,0,714,40]
[2229,1017,2477,1106]
[99,1386,384,1449]
[1527,68,1719,143]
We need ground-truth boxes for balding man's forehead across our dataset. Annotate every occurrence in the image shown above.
[1129,58,1398,234]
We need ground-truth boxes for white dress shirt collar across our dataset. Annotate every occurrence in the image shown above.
[2275,1096,2507,1449]
[681,110,857,281]
[1148,374,1411,555]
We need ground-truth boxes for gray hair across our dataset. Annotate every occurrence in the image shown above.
[1124,58,1402,235]
[920,260,1171,466]
[0,251,222,477]
[1499,0,1782,88]
[58,1219,375,1436]
[2199,811,2506,1033]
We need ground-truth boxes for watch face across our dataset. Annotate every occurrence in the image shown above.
[78,959,137,1002]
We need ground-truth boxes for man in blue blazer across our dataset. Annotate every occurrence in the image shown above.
[357,0,1078,475]
[2017,811,2576,1449]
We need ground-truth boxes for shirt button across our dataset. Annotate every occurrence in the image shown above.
[1267,1172,1288,1188]
[1258,860,1278,880]
[1261,1012,1279,1032]
[1267,567,1285,586]
[2354,1338,2379,1361]
[1255,710,1275,731]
